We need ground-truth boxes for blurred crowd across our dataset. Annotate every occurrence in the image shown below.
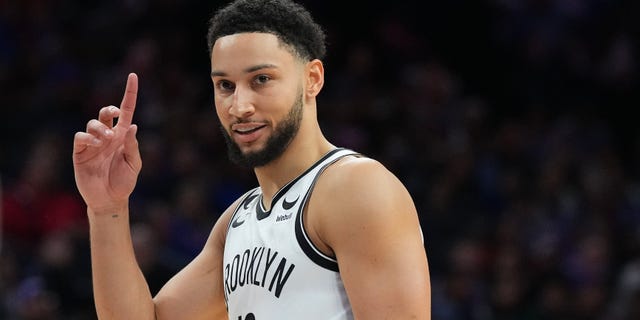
[1,0,638,319]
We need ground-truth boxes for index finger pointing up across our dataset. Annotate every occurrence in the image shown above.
[118,73,138,127]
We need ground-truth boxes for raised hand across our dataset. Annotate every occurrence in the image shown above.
[73,73,142,214]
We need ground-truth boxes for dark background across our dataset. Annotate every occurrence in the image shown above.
[1,0,639,319]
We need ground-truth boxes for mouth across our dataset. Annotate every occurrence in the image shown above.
[231,122,268,143]
[232,123,267,135]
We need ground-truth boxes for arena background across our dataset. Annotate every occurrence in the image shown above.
[1,0,639,319]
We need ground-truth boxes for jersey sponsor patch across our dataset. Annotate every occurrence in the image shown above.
[275,212,293,222]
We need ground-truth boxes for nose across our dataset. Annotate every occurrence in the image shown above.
[228,85,255,119]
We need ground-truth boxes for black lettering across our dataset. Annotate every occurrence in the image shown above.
[225,247,294,300]
[246,247,260,285]
[237,313,255,320]
[230,254,240,291]
[238,249,250,286]
[261,249,278,288]
[269,258,295,298]
[253,247,265,286]
[224,264,231,295]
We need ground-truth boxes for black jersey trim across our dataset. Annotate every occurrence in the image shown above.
[256,196,270,220]
[295,149,361,272]
[226,188,260,233]
[256,148,347,219]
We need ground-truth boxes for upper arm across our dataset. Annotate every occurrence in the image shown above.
[312,158,431,319]
[152,199,239,320]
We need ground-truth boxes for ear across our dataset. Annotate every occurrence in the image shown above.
[305,59,324,98]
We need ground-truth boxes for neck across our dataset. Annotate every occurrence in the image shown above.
[254,126,334,209]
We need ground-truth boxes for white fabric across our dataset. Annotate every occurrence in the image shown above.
[223,148,357,319]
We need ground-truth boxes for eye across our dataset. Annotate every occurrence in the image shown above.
[253,74,271,85]
[216,80,235,92]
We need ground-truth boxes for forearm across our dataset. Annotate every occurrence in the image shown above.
[88,206,155,320]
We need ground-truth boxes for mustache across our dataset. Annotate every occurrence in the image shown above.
[229,117,269,125]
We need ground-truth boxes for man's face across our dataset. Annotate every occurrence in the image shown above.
[210,33,304,168]
[219,89,303,168]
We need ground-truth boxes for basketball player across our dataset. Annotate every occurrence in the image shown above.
[72,0,430,319]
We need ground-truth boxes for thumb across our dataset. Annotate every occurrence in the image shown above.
[123,124,142,172]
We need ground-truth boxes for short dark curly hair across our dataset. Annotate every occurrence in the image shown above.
[206,0,326,61]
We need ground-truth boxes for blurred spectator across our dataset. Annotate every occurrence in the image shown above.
[1,133,86,250]
[4,276,61,320]
[131,222,175,296]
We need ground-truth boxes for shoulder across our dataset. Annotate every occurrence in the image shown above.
[306,154,430,319]
[308,155,419,248]
[317,155,413,210]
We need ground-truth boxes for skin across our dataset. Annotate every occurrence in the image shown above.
[73,32,430,319]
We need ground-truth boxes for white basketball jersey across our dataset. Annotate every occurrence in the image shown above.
[223,148,359,320]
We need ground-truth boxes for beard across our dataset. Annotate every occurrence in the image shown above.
[220,91,303,168]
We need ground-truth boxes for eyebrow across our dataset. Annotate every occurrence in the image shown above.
[210,63,278,78]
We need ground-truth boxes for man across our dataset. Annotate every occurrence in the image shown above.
[72,0,430,319]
